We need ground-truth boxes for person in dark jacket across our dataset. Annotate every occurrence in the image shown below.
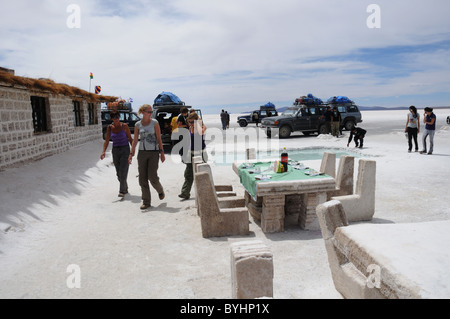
[347,127,367,148]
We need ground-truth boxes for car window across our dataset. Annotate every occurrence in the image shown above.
[309,107,317,115]
[348,105,358,112]
[260,111,267,117]
[338,106,346,113]
[130,113,140,121]
[104,113,111,120]
[282,108,296,116]
[299,108,309,116]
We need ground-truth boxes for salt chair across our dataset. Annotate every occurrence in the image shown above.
[327,155,355,200]
[194,171,249,238]
[197,163,237,197]
[196,163,245,210]
[320,152,336,178]
[331,159,376,222]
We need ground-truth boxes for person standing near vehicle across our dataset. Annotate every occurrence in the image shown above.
[179,112,208,200]
[405,105,420,153]
[331,106,341,137]
[177,107,189,129]
[100,111,133,197]
[420,107,436,155]
[319,105,332,134]
[129,104,165,210]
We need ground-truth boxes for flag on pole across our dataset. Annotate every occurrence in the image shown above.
[90,72,93,79]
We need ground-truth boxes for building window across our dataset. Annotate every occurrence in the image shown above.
[30,96,49,134]
[73,101,83,127]
[88,102,97,125]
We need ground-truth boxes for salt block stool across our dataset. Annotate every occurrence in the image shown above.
[230,240,273,299]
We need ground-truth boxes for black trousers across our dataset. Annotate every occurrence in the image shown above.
[112,145,130,193]
[407,127,419,151]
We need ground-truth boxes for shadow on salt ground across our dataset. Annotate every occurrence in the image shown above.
[0,141,103,238]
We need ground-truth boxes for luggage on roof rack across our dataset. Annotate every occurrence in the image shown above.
[294,93,323,106]
[154,92,185,106]
[328,96,353,104]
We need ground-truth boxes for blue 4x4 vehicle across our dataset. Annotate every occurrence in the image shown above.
[261,103,362,138]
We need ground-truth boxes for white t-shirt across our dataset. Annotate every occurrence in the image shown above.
[407,113,420,129]
[135,120,159,151]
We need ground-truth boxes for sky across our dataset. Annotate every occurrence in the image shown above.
[1,0,450,114]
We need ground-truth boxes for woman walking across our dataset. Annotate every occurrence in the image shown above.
[405,105,420,153]
[129,104,165,210]
[100,111,133,197]
[179,112,208,200]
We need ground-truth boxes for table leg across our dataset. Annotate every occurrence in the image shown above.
[261,195,285,233]
[299,192,328,230]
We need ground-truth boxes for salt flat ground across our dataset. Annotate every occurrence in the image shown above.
[0,108,449,299]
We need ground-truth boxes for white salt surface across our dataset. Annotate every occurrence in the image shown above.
[0,108,449,298]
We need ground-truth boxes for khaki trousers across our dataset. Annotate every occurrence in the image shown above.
[137,151,164,206]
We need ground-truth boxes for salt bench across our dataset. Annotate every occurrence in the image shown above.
[317,200,450,299]
[230,240,273,299]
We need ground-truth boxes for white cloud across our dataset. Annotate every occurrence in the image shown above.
[1,0,450,111]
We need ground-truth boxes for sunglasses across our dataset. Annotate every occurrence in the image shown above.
[145,111,153,114]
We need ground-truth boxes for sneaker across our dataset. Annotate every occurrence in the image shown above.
[178,194,190,200]
[140,203,150,210]
[118,193,125,198]
[159,192,165,200]
[428,152,433,155]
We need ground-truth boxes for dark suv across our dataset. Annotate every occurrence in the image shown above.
[151,105,202,146]
[101,109,141,139]
[237,107,278,127]
[261,103,362,138]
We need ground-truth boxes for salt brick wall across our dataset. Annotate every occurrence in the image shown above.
[0,84,102,171]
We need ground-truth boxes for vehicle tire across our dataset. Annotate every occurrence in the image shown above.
[239,119,248,127]
[279,125,292,138]
[318,124,329,135]
[302,131,311,136]
[344,120,355,131]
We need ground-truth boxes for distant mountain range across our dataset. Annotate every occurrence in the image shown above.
[274,105,450,113]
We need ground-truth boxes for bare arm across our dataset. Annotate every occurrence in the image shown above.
[129,125,139,159]
[154,122,165,163]
[100,126,111,160]
[123,123,133,145]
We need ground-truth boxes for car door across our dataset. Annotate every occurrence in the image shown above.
[308,107,320,129]
[293,108,310,130]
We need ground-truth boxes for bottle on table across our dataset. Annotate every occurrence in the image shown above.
[281,147,288,172]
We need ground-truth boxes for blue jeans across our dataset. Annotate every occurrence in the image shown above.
[422,129,435,153]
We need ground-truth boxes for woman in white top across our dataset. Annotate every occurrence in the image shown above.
[405,105,420,153]
[129,104,165,210]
